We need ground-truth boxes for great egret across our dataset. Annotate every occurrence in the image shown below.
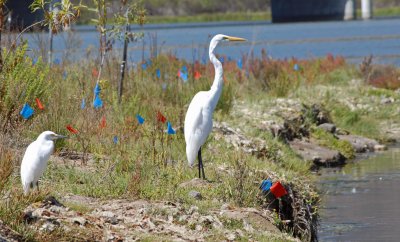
[21,131,67,195]
[184,34,246,179]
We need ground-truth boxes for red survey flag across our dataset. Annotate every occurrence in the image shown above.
[92,68,99,78]
[100,115,106,128]
[156,111,167,123]
[194,71,201,79]
[66,125,78,134]
[270,181,288,198]
[35,98,44,110]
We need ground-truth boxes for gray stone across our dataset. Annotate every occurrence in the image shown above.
[71,217,86,226]
[188,190,202,200]
[338,135,380,152]
[40,222,56,232]
[380,97,394,104]
[289,139,345,167]
[318,123,336,133]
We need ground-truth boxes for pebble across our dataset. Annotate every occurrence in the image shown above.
[188,190,202,200]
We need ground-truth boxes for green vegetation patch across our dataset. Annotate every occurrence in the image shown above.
[311,127,355,159]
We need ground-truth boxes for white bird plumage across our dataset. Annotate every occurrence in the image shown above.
[20,131,67,195]
[184,34,246,179]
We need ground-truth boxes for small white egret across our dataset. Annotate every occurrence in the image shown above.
[184,34,246,179]
[20,131,67,195]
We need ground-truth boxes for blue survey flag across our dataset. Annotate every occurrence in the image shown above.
[93,95,103,109]
[181,65,188,73]
[219,56,224,64]
[167,122,176,135]
[53,58,61,65]
[81,98,86,109]
[136,114,145,124]
[294,63,299,71]
[180,71,188,82]
[20,103,34,119]
[156,69,161,78]
[141,63,147,70]
[260,179,272,192]
[94,83,101,96]
[237,59,243,69]
[113,136,118,144]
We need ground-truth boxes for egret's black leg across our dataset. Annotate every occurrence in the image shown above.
[36,181,39,192]
[198,147,201,178]
[198,147,206,179]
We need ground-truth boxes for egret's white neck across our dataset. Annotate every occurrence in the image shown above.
[208,40,224,110]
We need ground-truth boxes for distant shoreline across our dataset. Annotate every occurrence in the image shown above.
[75,7,400,26]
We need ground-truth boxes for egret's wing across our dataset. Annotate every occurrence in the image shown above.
[184,92,205,143]
[20,141,40,193]
[184,92,211,165]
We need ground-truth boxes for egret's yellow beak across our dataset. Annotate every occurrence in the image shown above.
[226,36,247,42]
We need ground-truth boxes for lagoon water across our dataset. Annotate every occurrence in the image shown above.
[24,18,400,65]
[318,146,400,241]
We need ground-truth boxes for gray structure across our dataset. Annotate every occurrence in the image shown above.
[271,0,372,23]
[6,0,43,29]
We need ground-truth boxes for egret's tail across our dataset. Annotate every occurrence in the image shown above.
[186,145,198,167]
[22,182,30,195]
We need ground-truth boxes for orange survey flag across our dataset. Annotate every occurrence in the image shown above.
[35,98,44,110]
[100,116,106,128]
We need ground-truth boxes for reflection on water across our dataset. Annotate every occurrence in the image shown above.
[318,146,400,241]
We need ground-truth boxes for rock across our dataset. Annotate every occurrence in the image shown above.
[188,190,202,200]
[220,203,232,210]
[100,211,115,218]
[40,222,56,232]
[289,139,345,167]
[338,135,380,152]
[380,97,394,104]
[188,206,198,215]
[195,224,203,231]
[318,123,336,133]
[178,215,188,223]
[374,144,387,151]
[226,232,236,241]
[71,216,86,226]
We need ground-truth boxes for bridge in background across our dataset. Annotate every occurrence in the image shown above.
[271,0,373,23]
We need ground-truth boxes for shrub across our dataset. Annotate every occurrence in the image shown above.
[0,44,51,133]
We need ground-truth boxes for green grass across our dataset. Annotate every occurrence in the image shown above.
[368,6,400,17]
[311,127,355,159]
[147,11,271,24]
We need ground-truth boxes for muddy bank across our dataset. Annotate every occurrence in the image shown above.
[21,194,297,241]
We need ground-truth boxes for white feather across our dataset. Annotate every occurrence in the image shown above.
[20,131,56,195]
